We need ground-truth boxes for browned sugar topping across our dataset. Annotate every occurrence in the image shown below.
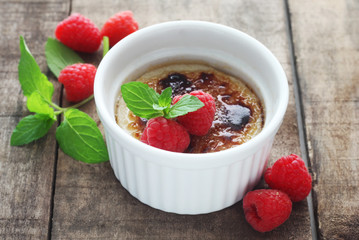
[125,70,263,153]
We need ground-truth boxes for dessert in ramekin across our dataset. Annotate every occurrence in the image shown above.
[94,21,289,214]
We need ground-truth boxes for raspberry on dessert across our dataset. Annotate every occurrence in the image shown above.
[58,63,96,102]
[264,154,312,202]
[140,117,190,152]
[243,189,292,232]
[101,11,139,47]
[55,13,101,53]
[172,91,216,136]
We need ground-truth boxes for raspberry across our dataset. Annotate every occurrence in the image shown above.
[264,154,312,202]
[55,13,101,53]
[140,117,190,152]
[101,11,139,47]
[243,189,292,232]
[58,63,96,102]
[172,91,216,136]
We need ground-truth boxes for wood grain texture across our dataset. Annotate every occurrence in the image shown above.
[0,0,69,239]
[51,0,311,239]
[288,0,359,239]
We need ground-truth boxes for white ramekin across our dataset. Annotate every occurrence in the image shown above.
[94,21,289,214]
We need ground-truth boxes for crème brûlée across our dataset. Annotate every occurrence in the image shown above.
[115,63,264,153]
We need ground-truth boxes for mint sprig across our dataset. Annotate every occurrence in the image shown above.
[11,36,109,164]
[121,82,204,119]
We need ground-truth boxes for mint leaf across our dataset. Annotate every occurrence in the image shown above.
[121,82,163,119]
[27,91,55,119]
[11,114,55,146]
[56,109,109,163]
[45,38,84,78]
[152,104,167,111]
[158,87,172,108]
[167,95,204,118]
[18,36,54,101]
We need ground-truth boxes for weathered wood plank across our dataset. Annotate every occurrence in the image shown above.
[51,0,311,239]
[0,0,69,239]
[288,0,359,239]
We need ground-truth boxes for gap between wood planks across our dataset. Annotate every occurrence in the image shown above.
[284,0,318,239]
[47,78,63,239]
[47,2,73,240]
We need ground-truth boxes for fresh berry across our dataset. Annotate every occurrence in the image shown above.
[140,117,190,152]
[58,63,96,102]
[101,11,139,47]
[243,189,292,232]
[172,91,216,136]
[264,154,312,202]
[55,13,101,53]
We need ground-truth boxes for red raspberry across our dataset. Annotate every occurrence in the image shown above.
[243,189,292,232]
[172,91,216,136]
[264,154,312,202]
[101,11,139,47]
[140,117,190,153]
[55,13,101,53]
[58,63,96,102]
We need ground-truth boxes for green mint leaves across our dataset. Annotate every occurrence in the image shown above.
[19,36,54,102]
[18,36,56,121]
[121,82,204,119]
[11,36,109,164]
[165,94,204,119]
[56,109,108,163]
[121,82,163,119]
[11,114,55,146]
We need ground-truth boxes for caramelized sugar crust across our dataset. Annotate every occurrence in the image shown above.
[116,64,264,153]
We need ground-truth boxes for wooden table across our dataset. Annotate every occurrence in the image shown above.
[1,0,358,239]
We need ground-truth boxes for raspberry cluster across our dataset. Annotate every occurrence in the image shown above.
[243,154,312,232]
[140,91,216,152]
[55,11,138,53]
[55,12,138,102]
